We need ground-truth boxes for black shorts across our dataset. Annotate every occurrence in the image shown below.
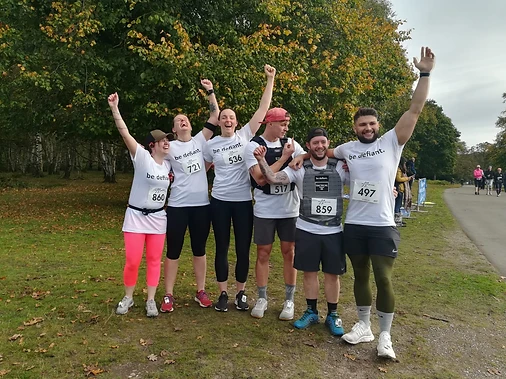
[474,178,482,187]
[253,216,297,245]
[294,229,346,275]
[343,224,400,258]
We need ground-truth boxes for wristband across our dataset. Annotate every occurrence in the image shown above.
[204,122,217,133]
[420,72,430,77]
[206,89,214,95]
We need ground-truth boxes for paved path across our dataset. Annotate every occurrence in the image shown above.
[444,185,506,276]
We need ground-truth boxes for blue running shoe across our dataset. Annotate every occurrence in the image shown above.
[293,308,319,329]
[325,313,344,336]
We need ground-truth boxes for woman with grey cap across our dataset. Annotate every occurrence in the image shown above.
[108,92,173,317]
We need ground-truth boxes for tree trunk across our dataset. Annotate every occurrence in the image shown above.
[31,133,44,177]
[100,141,116,183]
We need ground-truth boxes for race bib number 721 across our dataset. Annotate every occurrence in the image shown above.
[351,180,380,203]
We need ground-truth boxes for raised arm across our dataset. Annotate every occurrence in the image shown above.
[253,146,291,185]
[248,64,276,133]
[108,92,138,157]
[395,47,436,145]
[201,79,219,141]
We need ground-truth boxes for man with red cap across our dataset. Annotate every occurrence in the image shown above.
[244,107,305,320]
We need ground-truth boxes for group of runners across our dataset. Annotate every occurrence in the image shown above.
[108,46,435,360]
[473,165,504,196]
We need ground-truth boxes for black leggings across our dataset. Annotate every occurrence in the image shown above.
[166,205,210,259]
[211,197,253,284]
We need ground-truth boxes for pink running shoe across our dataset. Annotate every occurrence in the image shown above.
[195,290,212,308]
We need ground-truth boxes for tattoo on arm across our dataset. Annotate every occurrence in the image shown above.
[258,159,290,185]
[209,102,217,113]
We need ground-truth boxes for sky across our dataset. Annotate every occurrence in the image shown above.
[388,0,506,148]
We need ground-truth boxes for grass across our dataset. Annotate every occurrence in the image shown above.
[0,173,505,378]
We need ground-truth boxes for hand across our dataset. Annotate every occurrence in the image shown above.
[108,92,119,109]
[253,146,267,161]
[342,161,349,172]
[281,138,295,160]
[289,154,305,170]
[393,187,398,198]
[264,64,276,78]
[201,79,213,91]
[413,46,435,73]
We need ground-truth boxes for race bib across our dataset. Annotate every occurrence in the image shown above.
[351,180,380,203]
[181,155,202,175]
[222,148,244,165]
[148,187,167,203]
[311,198,337,215]
[270,184,291,195]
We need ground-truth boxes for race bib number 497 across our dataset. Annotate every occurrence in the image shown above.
[351,180,380,203]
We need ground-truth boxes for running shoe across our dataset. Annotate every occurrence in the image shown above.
[325,313,344,336]
[279,300,295,321]
[251,298,268,318]
[234,290,249,311]
[341,320,375,344]
[145,299,159,317]
[116,296,134,315]
[195,290,213,308]
[293,308,319,329]
[160,293,174,313]
[377,331,396,359]
[214,291,228,312]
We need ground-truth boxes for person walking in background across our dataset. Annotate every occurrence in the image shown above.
[406,157,416,188]
[108,92,173,318]
[494,167,503,197]
[484,165,494,196]
[473,165,484,195]
[394,157,413,227]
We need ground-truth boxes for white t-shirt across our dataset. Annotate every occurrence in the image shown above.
[333,129,403,226]
[284,160,347,235]
[123,145,171,234]
[203,124,254,202]
[165,131,209,207]
[244,136,305,219]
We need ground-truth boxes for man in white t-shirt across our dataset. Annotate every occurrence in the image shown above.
[244,107,305,320]
[291,46,436,359]
[253,127,348,336]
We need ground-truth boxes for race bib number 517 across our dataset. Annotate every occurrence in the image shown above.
[351,180,380,203]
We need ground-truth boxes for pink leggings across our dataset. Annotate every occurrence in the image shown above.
[123,232,166,287]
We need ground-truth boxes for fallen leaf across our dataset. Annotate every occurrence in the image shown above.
[140,338,153,347]
[196,335,203,340]
[39,333,46,338]
[147,354,157,362]
[34,348,47,353]
[48,342,55,348]
[25,366,35,371]
[8,334,23,341]
[487,368,501,375]
[343,353,356,361]
[232,343,239,348]
[164,359,175,365]
[378,366,388,373]
[159,350,169,357]
[110,345,119,349]
[303,341,317,347]
[83,364,105,376]
[24,317,44,326]
[0,370,11,377]
[173,327,182,332]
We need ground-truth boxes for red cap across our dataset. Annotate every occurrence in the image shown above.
[260,107,290,124]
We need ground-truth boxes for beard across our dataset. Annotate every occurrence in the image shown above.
[356,130,379,144]
[310,149,327,161]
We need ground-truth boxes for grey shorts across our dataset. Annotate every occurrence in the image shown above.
[253,216,297,245]
[343,224,400,258]
[294,229,346,275]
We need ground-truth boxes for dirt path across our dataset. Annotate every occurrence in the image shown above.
[444,185,506,275]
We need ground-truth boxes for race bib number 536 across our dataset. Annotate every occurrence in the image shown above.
[351,180,380,203]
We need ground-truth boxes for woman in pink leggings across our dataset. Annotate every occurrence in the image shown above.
[108,92,173,317]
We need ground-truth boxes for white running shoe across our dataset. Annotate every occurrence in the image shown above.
[377,331,396,359]
[279,300,295,321]
[145,299,159,317]
[341,320,375,344]
[116,296,134,315]
[251,298,268,318]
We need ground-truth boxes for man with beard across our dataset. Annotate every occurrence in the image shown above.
[253,127,347,336]
[291,46,435,359]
